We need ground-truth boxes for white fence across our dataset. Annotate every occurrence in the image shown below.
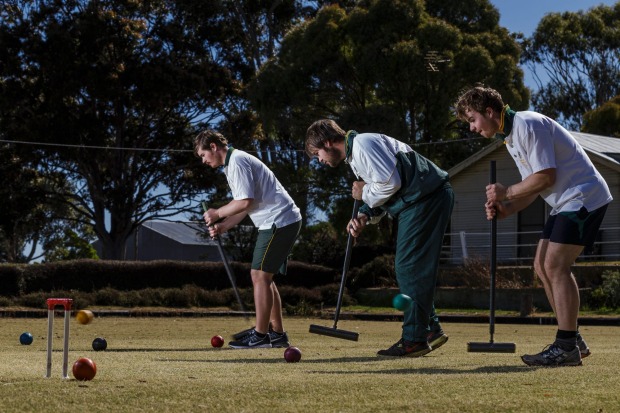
[441,226,620,265]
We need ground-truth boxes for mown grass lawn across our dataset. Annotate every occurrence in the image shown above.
[1,315,619,412]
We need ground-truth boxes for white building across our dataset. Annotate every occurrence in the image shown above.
[447,132,620,264]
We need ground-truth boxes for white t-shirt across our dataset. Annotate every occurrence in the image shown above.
[224,149,301,229]
[505,111,612,214]
[346,133,412,208]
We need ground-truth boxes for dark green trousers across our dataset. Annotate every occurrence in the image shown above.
[396,184,454,342]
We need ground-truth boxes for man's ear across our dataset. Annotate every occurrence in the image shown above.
[210,142,218,151]
[486,107,496,118]
[323,140,333,148]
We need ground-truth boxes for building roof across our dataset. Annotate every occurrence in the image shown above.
[570,132,620,167]
[449,132,620,177]
[142,221,218,246]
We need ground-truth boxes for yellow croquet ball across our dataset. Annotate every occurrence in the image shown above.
[76,309,94,325]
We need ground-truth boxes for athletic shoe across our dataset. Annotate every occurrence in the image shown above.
[521,344,582,367]
[232,322,273,340]
[428,330,449,351]
[377,338,431,357]
[232,327,255,340]
[228,329,272,349]
[269,331,290,348]
[577,336,591,358]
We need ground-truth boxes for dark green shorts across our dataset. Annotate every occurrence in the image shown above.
[252,220,301,275]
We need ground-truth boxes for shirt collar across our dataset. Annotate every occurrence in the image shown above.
[344,130,357,163]
[224,145,235,167]
[495,105,516,141]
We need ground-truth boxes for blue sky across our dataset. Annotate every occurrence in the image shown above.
[490,0,618,89]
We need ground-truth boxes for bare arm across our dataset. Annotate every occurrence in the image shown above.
[485,193,539,220]
[486,168,556,202]
[485,168,554,220]
[204,199,252,227]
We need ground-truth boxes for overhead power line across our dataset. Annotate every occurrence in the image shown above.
[0,136,487,153]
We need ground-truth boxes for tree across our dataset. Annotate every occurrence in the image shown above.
[582,95,620,138]
[177,1,320,225]
[522,3,620,130]
[0,0,235,259]
[43,227,99,262]
[0,144,82,262]
[250,0,528,234]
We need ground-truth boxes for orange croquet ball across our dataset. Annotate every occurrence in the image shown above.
[76,310,94,325]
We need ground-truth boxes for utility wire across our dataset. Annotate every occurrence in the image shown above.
[0,136,487,152]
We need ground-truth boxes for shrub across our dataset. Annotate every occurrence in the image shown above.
[349,254,396,289]
[590,270,620,309]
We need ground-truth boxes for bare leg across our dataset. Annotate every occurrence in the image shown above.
[269,283,284,333]
[534,240,584,331]
[251,269,274,334]
[534,240,556,313]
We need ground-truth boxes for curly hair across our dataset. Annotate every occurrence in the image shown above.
[454,86,504,121]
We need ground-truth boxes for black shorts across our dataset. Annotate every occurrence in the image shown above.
[542,204,608,247]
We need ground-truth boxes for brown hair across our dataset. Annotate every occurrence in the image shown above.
[194,130,228,154]
[454,86,504,121]
[305,119,347,156]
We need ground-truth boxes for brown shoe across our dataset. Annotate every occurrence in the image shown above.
[377,338,431,357]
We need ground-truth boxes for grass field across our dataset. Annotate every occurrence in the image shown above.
[1,315,619,412]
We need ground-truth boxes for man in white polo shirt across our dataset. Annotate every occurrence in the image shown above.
[195,130,302,349]
[455,85,612,367]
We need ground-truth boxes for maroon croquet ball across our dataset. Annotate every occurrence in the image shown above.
[211,335,224,348]
[72,357,97,381]
[284,346,302,363]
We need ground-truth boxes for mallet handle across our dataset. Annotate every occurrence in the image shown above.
[333,199,361,328]
[489,160,497,343]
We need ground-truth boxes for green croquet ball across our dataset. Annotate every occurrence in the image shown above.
[392,294,413,311]
[20,332,33,345]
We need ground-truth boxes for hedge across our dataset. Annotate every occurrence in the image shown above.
[0,260,338,296]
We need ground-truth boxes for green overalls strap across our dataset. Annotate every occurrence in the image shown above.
[359,149,453,342]
[359,150,449,218]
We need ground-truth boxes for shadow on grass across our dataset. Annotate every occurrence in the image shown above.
[47,348,215,352]
[305,365,537,375]
[156,355,539,373]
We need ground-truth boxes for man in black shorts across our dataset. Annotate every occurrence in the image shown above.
[456,86,612,366]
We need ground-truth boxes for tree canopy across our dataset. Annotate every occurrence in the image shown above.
[522,3,620,130]
[251,0,528,226]
[1,0,539,262]
[1,0,237,259]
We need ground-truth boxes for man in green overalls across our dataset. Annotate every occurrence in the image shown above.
[306,119,454,357]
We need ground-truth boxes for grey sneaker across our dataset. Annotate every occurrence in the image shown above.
[269,331,290,348]
[521,344,582,367]
[427,330,448,351]
[232,322,273,340]
[228,329,272,349]
[577,336,591,358]
[377,338,431,357]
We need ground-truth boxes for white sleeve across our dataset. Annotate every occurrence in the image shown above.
[355,139,402,208]
[227,156,254,200]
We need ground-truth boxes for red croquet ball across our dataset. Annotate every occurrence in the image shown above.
[284,346,302,363]
[211,335,224,348]
[72,357,97,381]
